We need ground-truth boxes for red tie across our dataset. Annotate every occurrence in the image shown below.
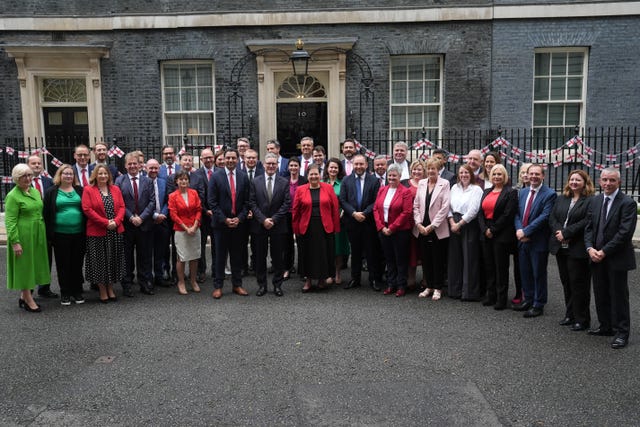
[81,168,88,187]
[131,176,139,214]
[168,165,172,176]
[304,160,309,175]
[229,171,236,216]
[33,177,43,198]
[522,189,536,227]
[207,169,212,181]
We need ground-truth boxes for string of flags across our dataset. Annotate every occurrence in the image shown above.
[349,134,639,171]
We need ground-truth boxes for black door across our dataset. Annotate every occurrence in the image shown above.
[43,107,90,166]
[276,102,328,158]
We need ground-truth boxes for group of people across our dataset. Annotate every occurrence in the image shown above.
[5,137,636,349]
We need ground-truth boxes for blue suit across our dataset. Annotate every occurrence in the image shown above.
[158,163,180,180]
[89,162,120,180]
[116,173,156,289]
[208,168,250,289]
[514,184,557,308]
[149,176,171,283]
[278,156,290,177]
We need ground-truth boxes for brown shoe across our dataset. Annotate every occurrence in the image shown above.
[233,286,249,296]
[212,288,223,299]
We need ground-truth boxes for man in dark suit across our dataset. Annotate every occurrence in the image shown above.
[432,149,456,186]
[196,148,216,284]
[341,139,358,176]
[145,159,172,288]
[158,145,180,179]
[208,148,251,299]
[339,154,383,291]
[27,154,58,298]
[115,152,156,296]
[241,149,264,274]
[236,137,250,172]
[387,141,411,180]
[72,144,92,187]
[513,164,557,318]
[249,153,291,296]
[299,136,314,176]
[372,155,388,186]
[266,139,289,177]
[313,145,327,177]
[89,141,120,179]
[584,167,637,349]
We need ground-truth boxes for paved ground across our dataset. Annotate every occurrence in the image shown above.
[1,247,639,426]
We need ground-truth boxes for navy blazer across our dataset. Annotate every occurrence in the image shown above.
[278,156,290,177]
[115,174,156,231]
[514,184,557,251]
[151,176,169,217]
[33,174,53,197]
[158,163,181,180]
[584,191,637,271]
[196,166,216,211]
[208,168,250,228]
[339,172,381,227]
[89,162,120,180]
[548,195,591,258]
[249,174,291,235]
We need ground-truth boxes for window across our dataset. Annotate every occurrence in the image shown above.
[390,56,442,142]
[162,62,215,144]
[533,49,587,148]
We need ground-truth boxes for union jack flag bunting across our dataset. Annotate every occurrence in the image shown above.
[353,139,362,150]
[626,146,639,156]
[18,151,29,159]
[566,154,575,162]
[541,163,548,170]
[31,147,43,155]
[566,136,583,147]
[5,146,15,155]
[2,176,13,184]
[595,163,605,171]
[177,146,186,156]
[492,137,510,147]
[507,156,519,166]
[511,147,522,157]
[365,150,376,159]
[551,148,562,156]
[448,153,460,163]
[108,145,125,158]
[214,144,223,152]
[51,157,63,167]
[499,151,507,159]
[553,160,563,168]
[625,159,635,169]
[606,153,617,162]
[480,146,491,154]
[583,158,593,167]
[419,152,429,161]
[583,145,594,156]
[575,153,584,160]
[537,152,547,160]
[525,151,536,160]
[413,138,432,149]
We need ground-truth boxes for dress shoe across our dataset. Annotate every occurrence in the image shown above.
[369,281,382,292]
[274,287,284,297]
[37,288,59,299]
[493,303,506,311]
[122,286,135,297]
[570,322,589,331]
[233,286,249,296]
[212,288,223,299]
[395,289,406,297]
[559,317,573,326]
[256,286,267,297]
[512,300,531,311]
[383,287,395,295]
[155,278,173,288]
[19,299,42,312]
[482,298,496,307]
[523,307,544,318]
[611,335,629,349]
[140,285,155,295]
[343,280,361,289]
[587,326,614,336]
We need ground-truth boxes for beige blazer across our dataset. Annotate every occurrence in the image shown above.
[412,177,451,239]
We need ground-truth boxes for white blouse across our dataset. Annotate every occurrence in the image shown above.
[448,183,483,223]
[383,187,397,223]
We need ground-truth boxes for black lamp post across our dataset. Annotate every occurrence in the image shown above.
[290,38,310,77]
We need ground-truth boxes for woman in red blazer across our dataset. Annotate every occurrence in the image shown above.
[81,164,126,302]
[373,164,414,297]
[168,171,202,295]
[292,164,340,292]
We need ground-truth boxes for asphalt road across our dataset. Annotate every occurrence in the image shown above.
[1,248,639,426]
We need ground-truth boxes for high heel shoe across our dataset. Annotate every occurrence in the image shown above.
[19,299,42,312]
[191,283,201,293]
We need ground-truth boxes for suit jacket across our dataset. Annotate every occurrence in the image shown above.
[339,172,381,229]
[158,163,181,180]
[168,188,202,231]
[43,185,85,241]
[89,162,120,180]
[81,184,125,236]
[373,184,413,233]
[237,160,264,176]
[278,156,290,177]
[245,164,265,182]
[115,174,156,231]
[150,176,169,218]
[548,194,591,258]
[299,155,314,176]
[208,167,250,228]
[584,191,637,271]
[32,174,54,198]
[478,186,518,243]
[342,158,354,176]
[166,170,207,213]
[73,163,92,187]
[515,184,557,251]
[249,174,291,235]
[196,166,216,211]
[440,168,457,187]
[412,177,451,239]
[292,182,340,235]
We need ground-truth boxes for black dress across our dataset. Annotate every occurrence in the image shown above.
[297,187,335,280]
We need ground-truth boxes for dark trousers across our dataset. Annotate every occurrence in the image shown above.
[214,225,246,289]
[52,232,86,297]
[151,221,170,281]
[198,218,215,280]
[123,225,152,286]
[347,221,381,283]
[379,229,409,290]
[591,261,630,336]
[419,235,448,290]
[556,251,591,325]
[447,220,481,300]
[518,242,549,308]
[482,238,512,306]
[253,232,285,288]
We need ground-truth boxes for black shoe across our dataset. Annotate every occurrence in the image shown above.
[274,287,284,297]
[611,335,629,349]
[140,285,155,295]
[122,286,135,297]
[343,280,361,289]
[512,300,532,311]
[587,326,614,336]
[559,317,573,326]
[61,296,72,306]
[570,322,589,331]
[493,303,506,311]
[256,286,267,297]
[369,281,381,292]
[19,299,42,312]
[523,307,544,318]
[482,298,496,307]
[38,288,59,299]
[73,294,85,304]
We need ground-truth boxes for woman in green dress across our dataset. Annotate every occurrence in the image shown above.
[323,158,350,285]
[5,163,51,312]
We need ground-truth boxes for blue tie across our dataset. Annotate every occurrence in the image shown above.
[356,175,362,208]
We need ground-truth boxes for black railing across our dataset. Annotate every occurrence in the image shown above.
[1,127,639,211]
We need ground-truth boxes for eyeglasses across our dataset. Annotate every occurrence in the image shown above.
[61,172,75,176]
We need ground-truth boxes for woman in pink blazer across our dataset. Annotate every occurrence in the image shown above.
[373,164,413,297]
[413,158,451,301]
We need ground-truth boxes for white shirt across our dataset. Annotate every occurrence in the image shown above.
[448,183,483,224]
[394,160,410,180]
[383,187,397,223]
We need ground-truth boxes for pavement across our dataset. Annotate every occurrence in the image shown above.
[1,247,640,426]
